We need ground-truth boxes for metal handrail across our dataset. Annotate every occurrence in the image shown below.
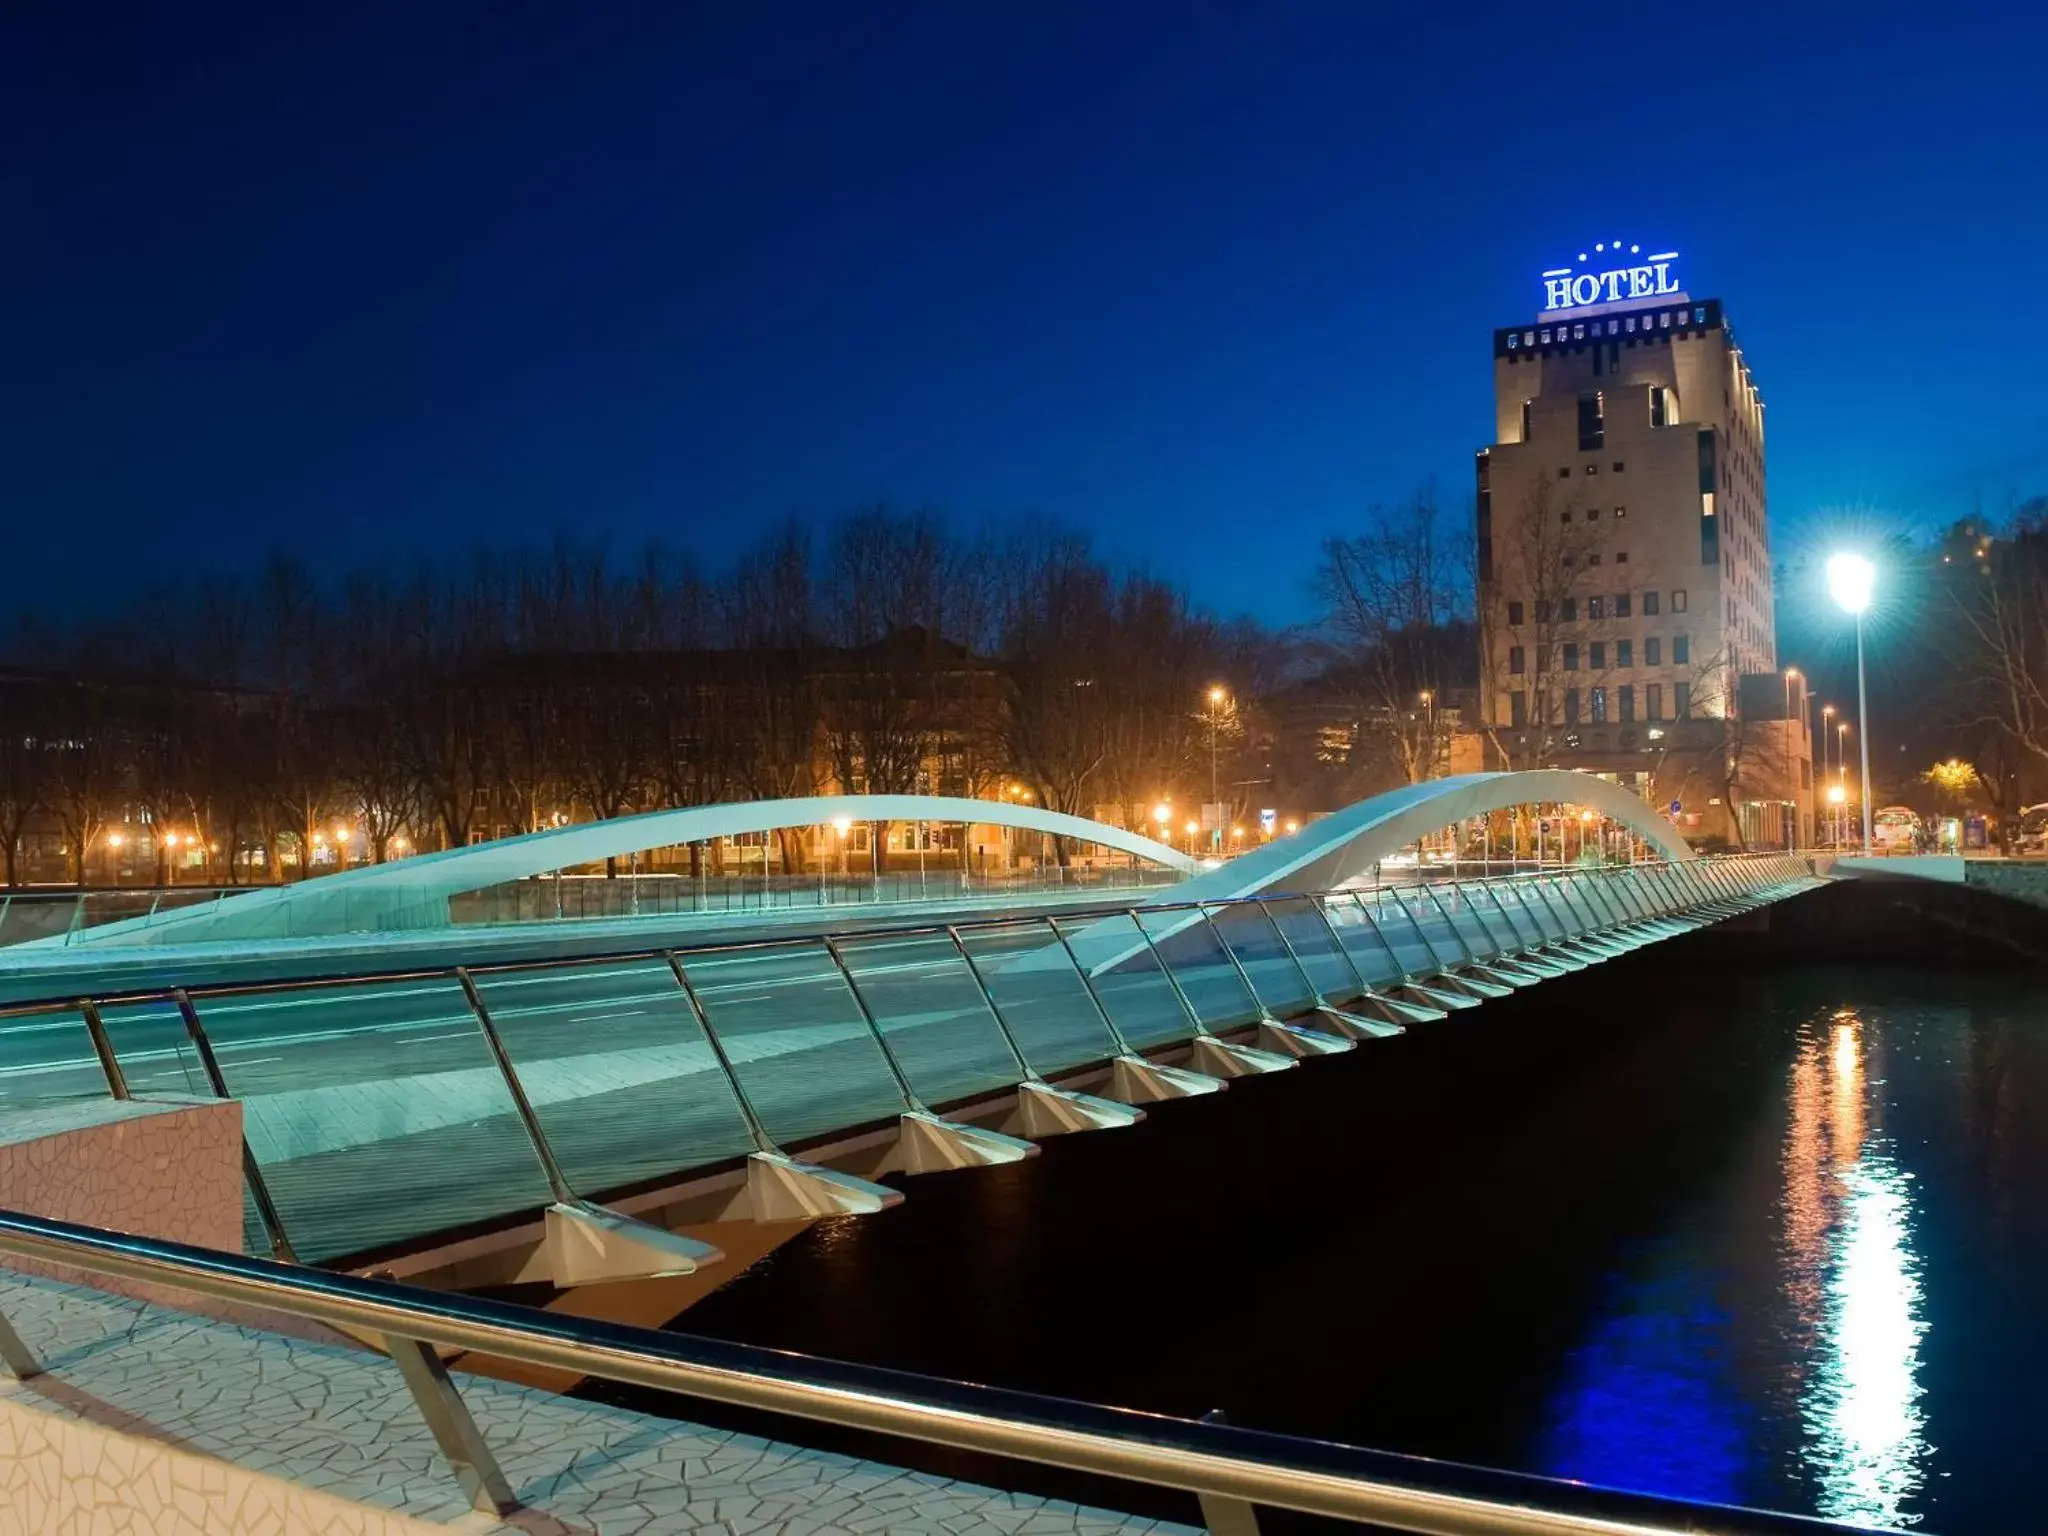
[0,1205,1875,1536]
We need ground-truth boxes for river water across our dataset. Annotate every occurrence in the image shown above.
[609,950,2048,1532]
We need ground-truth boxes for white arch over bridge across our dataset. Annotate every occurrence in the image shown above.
[53,796,1197,948]
[1173,770,1693,904]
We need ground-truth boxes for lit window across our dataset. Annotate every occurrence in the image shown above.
[1573,323,1586,339]
[1524,331,1535,346]
[1591,687,1608,722]
[1540,328,1553,343]
[1646,683,1662,720]
[1615,505,1627,518]
[1585,463,1599,475]
[1507,334,1518,349]
[1588,596,1605,619]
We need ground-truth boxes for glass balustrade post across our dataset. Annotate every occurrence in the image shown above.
[453,966,578,1208]
[1043,918,1146,1059]
[942,925,1042,1083]
[171,988,299,1263]
[661,951,777,1155]
[1260,897,1359,1003]
[1128,913,1219,1039]
[1302,896,1375,999]
[1199,902,1308,1021]
[76,1001,130,1100]
[821,940,925,1112]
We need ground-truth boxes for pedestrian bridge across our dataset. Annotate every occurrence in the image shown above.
[0,771,1821,1282]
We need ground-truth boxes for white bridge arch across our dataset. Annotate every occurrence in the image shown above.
[1175,769,1693,903]
[57,795,1197,947]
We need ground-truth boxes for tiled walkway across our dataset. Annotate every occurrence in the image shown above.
[0,1270,1199,1535]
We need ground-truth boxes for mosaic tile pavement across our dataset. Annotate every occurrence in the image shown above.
[0,1269,1201,1535]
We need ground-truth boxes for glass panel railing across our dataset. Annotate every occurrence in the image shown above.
[830,932,1023,1109]
[1395,888,1467,970]
[1431,884,1500,963]
[953,921,1121,1075]
[1318,895,1404,987]
[1507,879,1568,943]
[467,958,757,1197]
[1470,884,1531,953]
[1536,878,1593,938]
[1564,876,1622,930]
[1051,913,1197,1051]
[677,942,906,1147]
[1261,896,1362,1002]
[191,977,557,1264]
[1132,909,1262,1030]
[1360,888,1442,978]
[0,1007,112,1110]
[1204,903,1317,1017]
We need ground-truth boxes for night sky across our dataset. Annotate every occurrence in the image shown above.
[8,3,2046,625]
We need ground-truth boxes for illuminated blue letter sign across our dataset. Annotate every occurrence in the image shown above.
[1540,248,1682,313]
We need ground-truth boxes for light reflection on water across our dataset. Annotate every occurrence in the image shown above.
[1538,1006,1935,1527]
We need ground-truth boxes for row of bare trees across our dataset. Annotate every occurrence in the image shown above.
[0,509,1295,884]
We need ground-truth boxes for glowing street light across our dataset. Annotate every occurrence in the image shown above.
[106,832,123,849]
[1826,552,1878,854]
[1151,802,1171,829]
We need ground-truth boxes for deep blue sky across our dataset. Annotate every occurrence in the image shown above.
[7,3,2046,626]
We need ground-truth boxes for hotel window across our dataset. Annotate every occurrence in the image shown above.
[1578,392,1604,451]
[1590,641,1606,669]
[1672,588,1688,613]
[1613,462,1625,473]
[1587,507,1602,520]
[1560,597,1577,621]
[1508,600,1525,625]
[1564,688,1581,724]
[1511,690,1528,727]
[1588,553,1602,565]
[1558,467,1571,479]
[1673,634,1691,664]
[1585,463,1599,475]
[1616,551,1628,563]
[1619,684,1635,723]
[1614,505,1627,518]
[1540,328,1552,343]
[1646,683,1663,720]
[1646,637,1662,665]
[1536,600,1551,622]
[1588,596,1605,619]
[1617,638,1633,666]
[1563,643,1580,671]
[1615,593,1631,618]
[1560,510,1572,524]
[1509,645,1525,675]
[1675,681,1691,717]
[1591,687,1608,722]
[1573,323,1586,340]
[1644,590,1660,616]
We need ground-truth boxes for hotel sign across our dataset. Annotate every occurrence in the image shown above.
[1542,243,1681,312]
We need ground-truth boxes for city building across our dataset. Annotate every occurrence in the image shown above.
[1473,244,1812,847]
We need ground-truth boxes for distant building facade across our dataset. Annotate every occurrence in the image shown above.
[1473,244,1811,846]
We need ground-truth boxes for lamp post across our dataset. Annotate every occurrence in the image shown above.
[1825,553,1877,855]
[1206,685,1227,853]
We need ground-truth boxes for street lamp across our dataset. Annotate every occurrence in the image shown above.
[1826,781,1848,849]
[1826,552,1877,854]
[1205,685,1227,853]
